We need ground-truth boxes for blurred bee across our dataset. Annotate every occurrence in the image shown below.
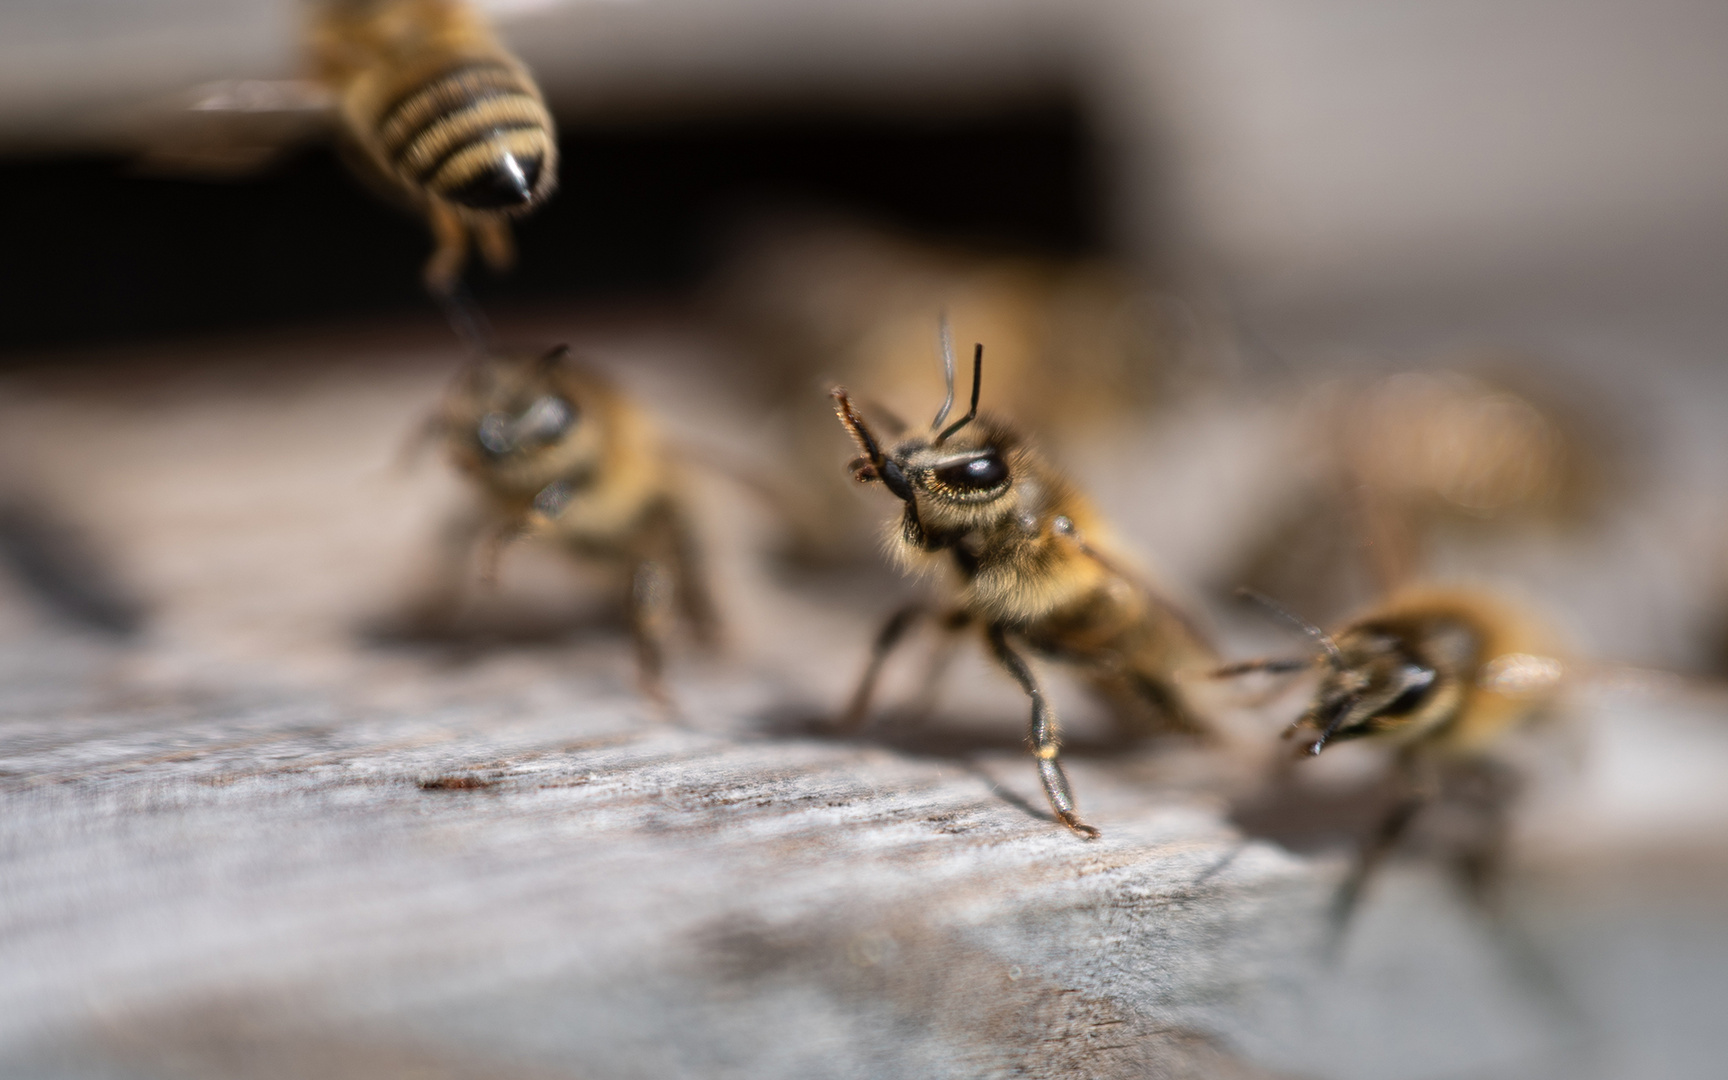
[1218,586,1564,928]
[311,0,558,293]
[832,335,1216,838]
[1226,368,1596,627]
[142,0,556,295]
[412,345,716,700]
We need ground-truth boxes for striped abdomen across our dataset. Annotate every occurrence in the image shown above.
[374,59,556,213]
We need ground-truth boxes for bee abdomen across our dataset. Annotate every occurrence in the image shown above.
[375,60,555,211]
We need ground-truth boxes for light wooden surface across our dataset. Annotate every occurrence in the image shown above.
[0,622,1312,1079]
[3,318,1728,1080]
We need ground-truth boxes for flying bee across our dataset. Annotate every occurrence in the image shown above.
[410,345,716,700]
[1218,586,1564,929]
[142,1,557,295]
[832,332,1216,839]
[311,0,558,293]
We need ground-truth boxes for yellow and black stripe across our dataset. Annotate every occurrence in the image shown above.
[373,59,556,212]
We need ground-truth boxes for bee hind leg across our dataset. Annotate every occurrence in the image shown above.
[474,216,516,274]
[988,626,1100,840]
[423,202,470,296]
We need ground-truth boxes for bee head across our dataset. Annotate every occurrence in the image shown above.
[832,339,1019,528]
[446,345,605,491]
[1297,616,1476,754]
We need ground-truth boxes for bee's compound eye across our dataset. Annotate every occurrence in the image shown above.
[1382,664,1437,716]
[517,395,575,443]
[477,413,514,455]
[933,452,1008,492]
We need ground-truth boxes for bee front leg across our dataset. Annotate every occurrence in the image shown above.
[1329,795,1424,945]
[1328,750,1434,948]
[840,602,926,729]
[423,201,470,296]
[987,626,1100,839]
[389,502,488,636]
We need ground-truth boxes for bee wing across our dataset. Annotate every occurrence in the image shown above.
[1571,660,1728,702]
[129,80,337,177]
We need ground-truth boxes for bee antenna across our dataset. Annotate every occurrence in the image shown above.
[1235,587,1343,667]
[436,283,495,355]
[930,313,957,431]
[934,343,983,445]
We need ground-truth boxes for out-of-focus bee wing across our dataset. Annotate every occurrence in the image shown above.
[1573,661,1728,703]
[129,80,337,177]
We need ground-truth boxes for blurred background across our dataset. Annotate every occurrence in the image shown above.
[3,2,1728,1079]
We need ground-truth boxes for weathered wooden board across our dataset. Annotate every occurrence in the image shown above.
[0,615,1320,1080]
[3,320,1728,1080]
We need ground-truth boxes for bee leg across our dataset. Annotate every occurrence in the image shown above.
[627,559,677,710]
[1331,797,1424,928]
[423,202,470,296]
[379,499,486,638]
[904,609,972,722]
[1327,783,1429,950]
[666,506,721,649]
[839,603,926,729]
[475,519,527,588]
[1126,671,1213,739]
[987,626,1100,840]
[1455,779,1515,913]
[474,216,516,274]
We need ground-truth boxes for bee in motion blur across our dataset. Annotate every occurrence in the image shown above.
[1226,367,1599,627]
[311,0,558,293]
[410,345,716,701]
[1218,586,1564,929]
[832,333,1216,838]
[140,1,557,295]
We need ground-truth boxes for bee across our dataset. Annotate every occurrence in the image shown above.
[1227,368,1596,627]
[832,336,1216,838]
[1218,586,1564,927]
[310,0,558,294]
[411,345,716,700]
[148,3,558,294]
